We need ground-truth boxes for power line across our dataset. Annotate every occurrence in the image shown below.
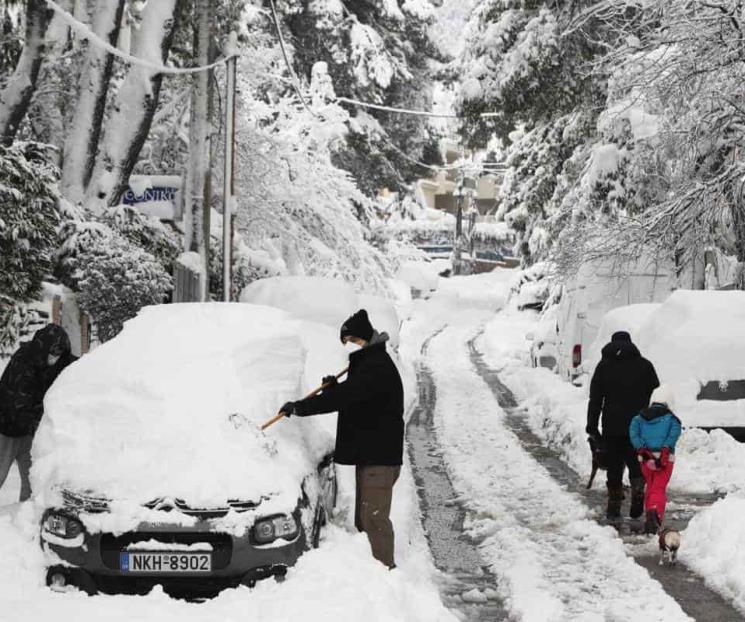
[335,96,459,119]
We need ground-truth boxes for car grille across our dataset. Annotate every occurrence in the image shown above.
[100,532,233,570]
[143,497,263,519]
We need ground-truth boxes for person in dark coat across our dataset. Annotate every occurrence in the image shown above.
[280,309,404,568]
[0,324,77,501]
[586,330,659,520]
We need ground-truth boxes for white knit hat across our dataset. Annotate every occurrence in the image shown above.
[651,384,675,410]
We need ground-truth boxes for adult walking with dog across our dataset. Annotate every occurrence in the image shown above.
[586,331,660,521]
[0,324,76,502]
[279,309,404,569]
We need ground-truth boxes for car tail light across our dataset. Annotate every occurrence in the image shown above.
[572,344,582,368]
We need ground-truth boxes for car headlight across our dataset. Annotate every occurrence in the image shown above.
[42,511,83,539]
[252,514,299,545]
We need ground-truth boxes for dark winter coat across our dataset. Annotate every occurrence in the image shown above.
[629,404,682,453]
[295,334,404,466]
[0,324,77,437]
[587,340,659,438]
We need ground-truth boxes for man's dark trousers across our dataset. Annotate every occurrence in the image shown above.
[605,436,641,487]
[354,465,400,568]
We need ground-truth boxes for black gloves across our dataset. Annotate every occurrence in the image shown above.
[280,401,297,417]
[322,375,338,388]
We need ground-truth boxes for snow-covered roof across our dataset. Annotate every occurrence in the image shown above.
[33,303,344,510]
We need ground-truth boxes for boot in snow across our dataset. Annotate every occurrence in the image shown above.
[644,509,660,535]
[629,477,645,519]
[606,485,623,519]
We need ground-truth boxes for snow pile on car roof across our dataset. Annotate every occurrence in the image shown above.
[32,303,336,510]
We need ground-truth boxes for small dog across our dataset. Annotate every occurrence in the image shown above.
[658,528,681,565]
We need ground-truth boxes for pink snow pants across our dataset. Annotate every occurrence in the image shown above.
[641,460,674,521]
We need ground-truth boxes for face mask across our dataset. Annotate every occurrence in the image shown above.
[47,354,61,366]
[344,341,362,354]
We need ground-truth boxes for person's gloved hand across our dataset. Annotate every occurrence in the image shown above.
[660,447,671,467]
[322,375,338,388]
[636,448,651,462]
[279,401,297,417]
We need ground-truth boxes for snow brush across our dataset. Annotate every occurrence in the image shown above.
[260,367,349,431]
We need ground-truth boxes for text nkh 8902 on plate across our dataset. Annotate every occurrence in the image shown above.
[120,552,211,573]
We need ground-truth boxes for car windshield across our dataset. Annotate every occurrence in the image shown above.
[696,380,745,401]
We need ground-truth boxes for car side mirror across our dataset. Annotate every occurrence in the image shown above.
[525,332,534,341]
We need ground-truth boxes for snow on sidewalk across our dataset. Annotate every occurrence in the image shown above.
[425,320,690,622]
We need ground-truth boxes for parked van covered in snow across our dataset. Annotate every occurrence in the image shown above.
[554,260,674,382]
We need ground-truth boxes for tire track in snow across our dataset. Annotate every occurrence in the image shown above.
[467,333,744,622]
[408,327,508,621]
[424,323,691,622]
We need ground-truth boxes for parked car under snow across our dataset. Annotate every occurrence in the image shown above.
[35,303,344,597]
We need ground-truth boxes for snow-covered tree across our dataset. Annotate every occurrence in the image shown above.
[276,0,442,194]
[0,142,59,301]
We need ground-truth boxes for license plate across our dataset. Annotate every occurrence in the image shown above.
[120,552,212,573]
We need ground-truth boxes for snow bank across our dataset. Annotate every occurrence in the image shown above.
[681,495,745,614]
[33,303,343,512]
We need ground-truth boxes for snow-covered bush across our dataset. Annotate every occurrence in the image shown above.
[0,143,59,301]
[0,296,40,357]
[71,234,172,342]
[101,205,181,273]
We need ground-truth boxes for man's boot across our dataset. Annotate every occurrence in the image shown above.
[606,484,623,519]
[629,477,645,519]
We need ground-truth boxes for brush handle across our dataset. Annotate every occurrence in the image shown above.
[261,367,349,431]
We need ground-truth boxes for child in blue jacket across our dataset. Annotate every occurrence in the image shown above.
[629,385,682,534]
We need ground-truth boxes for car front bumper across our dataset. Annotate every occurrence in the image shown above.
[42,518,307,595]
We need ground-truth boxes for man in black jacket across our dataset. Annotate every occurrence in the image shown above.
[0,324,77,502]
[280,309,404,568]
[587,331,659,520]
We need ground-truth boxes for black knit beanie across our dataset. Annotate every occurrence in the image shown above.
[340,309,374,343]
[611,331,632,343]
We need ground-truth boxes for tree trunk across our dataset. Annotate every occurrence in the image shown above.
[185,0,212,300]
[0,0,52,145]
[84,0,182,211]
[60,0,125,203]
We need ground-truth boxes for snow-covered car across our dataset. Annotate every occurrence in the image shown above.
[633,290,745,437]
[240,276,401,348]
[511,263,552,311]
[526,304,559,371]
[36,304,343,597]
[396,261,440,299]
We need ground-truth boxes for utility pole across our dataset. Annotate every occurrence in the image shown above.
[222,33,238,302]
[185,0,212,300]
